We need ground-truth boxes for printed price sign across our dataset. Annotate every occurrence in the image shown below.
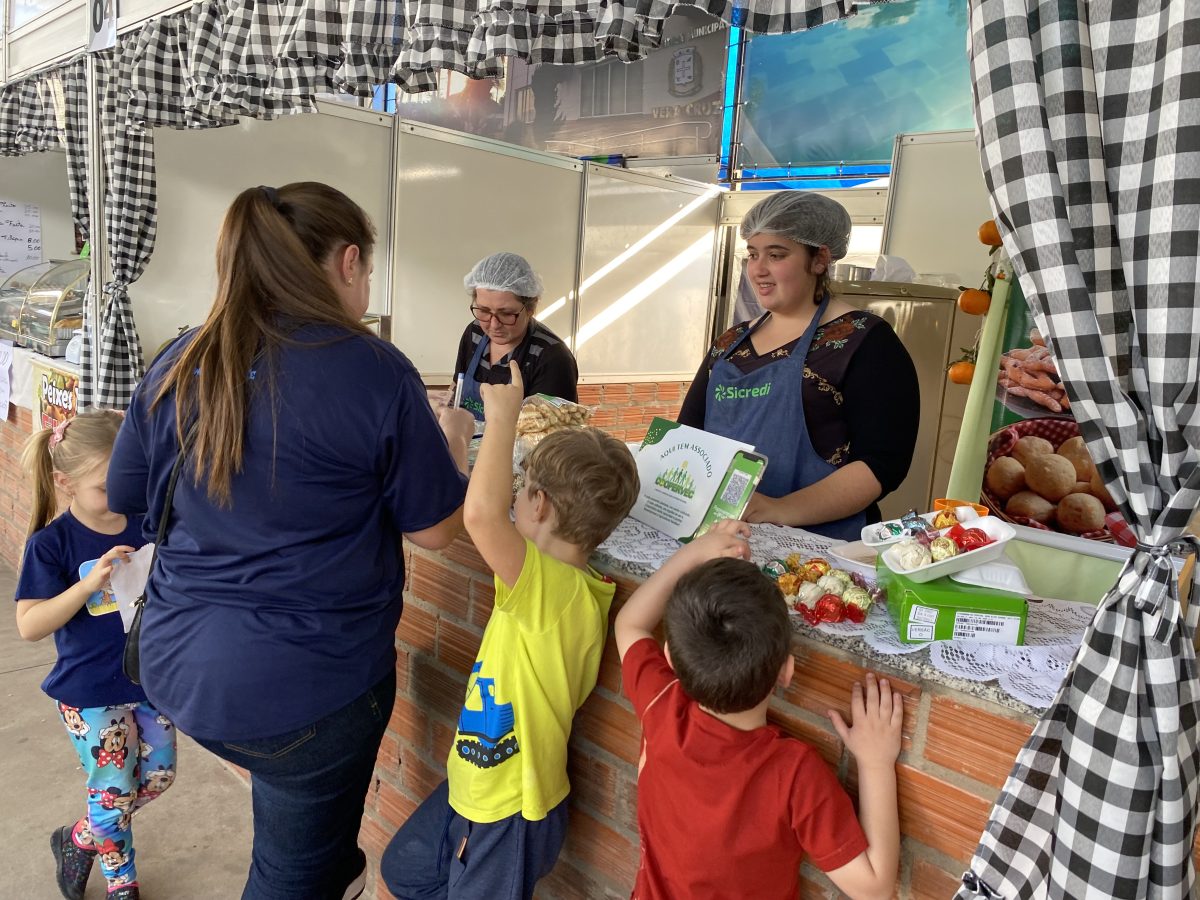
[87,0,118,52]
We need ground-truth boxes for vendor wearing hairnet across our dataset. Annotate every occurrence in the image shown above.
[452,252,578,420]
[677,193,919,539]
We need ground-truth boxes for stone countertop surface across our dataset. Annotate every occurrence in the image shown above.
[590,547,1042,720]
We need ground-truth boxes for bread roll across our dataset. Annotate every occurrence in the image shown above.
[1012,435,1054,467]
[1056,436,1095,481]
[1025,453,1077,502]
[986,456,1027,500]
[1007,491,1055,525]
[1057,492,1106,533]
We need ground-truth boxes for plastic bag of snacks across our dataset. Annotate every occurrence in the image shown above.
[513,394,595,466]
[763,553,883,626]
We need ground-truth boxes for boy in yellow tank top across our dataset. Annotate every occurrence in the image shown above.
[382,362,640,900]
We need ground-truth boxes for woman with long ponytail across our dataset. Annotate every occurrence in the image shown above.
[106,183,468,900]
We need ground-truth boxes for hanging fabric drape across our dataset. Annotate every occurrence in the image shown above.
[336,0,886,95]
[0,59,91,241]
[958,1,1200,897]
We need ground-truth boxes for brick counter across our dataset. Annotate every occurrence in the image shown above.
[360,535,1045,900]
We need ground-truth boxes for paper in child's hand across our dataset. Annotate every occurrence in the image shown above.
[78,558,118,617]
[109,543,156,633]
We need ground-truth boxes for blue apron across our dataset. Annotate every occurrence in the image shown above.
[703,296,866,541]
[459,334,491,421]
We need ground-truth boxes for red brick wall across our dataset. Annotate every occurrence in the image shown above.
[577,381,689,444]
[367,540,1042,900]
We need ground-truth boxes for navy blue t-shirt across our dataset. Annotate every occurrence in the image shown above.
[107,326,467,742]
[14,510,148,709]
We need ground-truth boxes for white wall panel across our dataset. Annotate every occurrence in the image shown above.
[390,123,582,381]
[882,129,993,286]
[132,106,392,360]
[574,165,719,379]
[6,1,84,79]
[0,149,76,261]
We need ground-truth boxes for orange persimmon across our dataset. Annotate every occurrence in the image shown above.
[958,288,991,316]
[979,220,1002,247]
[948,361,976,385]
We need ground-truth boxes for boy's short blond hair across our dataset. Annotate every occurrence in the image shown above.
[524,428,639,552]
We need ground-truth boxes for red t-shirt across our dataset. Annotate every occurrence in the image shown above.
[622,638,868,900]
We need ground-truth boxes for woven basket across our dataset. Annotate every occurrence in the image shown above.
[982,418,1114,542]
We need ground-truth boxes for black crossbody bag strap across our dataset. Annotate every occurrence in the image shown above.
[123,420,199,684]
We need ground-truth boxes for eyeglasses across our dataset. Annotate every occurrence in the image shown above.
[471,305,524,326]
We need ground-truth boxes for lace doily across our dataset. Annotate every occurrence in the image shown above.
[598,518,839,569]
[806,598,1094,708]
[599,518,1096,710]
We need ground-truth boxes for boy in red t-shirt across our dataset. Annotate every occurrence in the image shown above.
[614,519,902,900]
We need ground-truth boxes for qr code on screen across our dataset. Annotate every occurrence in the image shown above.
[720,471,750,506]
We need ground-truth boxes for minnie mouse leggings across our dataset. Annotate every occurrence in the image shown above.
[56,700,177,887]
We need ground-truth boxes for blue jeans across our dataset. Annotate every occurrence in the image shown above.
[381,780,569,900]
[197,671,395,900]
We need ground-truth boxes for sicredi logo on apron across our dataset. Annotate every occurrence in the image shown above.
[713,382,773,402]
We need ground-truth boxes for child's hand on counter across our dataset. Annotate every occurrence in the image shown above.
[480,361,525,425]
[829,673,903,768]
[679,518,752,568]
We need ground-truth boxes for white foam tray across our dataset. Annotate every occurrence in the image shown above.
[880,517,1017,584]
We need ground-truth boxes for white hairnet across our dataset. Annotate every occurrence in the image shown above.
[739,192,853,261]
[463,252,544,299]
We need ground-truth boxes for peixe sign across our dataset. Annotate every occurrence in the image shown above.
[32,359,78,430]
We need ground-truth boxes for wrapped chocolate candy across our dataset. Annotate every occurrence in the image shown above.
[777,572,804,598]
[795,582,823,607]
[929,536,959,562]
[785,552,804,572]
[872,522,904,542]
[796,604,821,626]
[843,585,872,611]
[900,508,938,542]
[893,539,932,571]
[816,574,845,596]
[801,558,832,582]
[932,508,959,530]
[762,559,789,579]
[815,594,845,623]
[828,568,854,586]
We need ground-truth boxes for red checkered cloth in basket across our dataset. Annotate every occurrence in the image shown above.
[981,418,1114,541]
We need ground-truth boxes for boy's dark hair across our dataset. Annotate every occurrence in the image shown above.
[664,557,791,713]
[524,427,640,553]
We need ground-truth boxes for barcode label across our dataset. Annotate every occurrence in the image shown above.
[953,612,1021,644]
[720,471,751,506]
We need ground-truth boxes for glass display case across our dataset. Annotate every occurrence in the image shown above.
[0,259,88,357]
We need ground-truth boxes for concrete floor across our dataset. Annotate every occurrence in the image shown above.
[2,563,253,899]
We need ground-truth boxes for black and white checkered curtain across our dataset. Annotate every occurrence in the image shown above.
[959,2,1200,897]
[0,59,90,241]
[335,0,884,95]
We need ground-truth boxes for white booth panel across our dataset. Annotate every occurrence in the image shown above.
[0,149,76,261]
[719,186,889,227]
[391,123,583,381]
[6,2,85,79]
[133,106,393,360]
[574,165,719,379]
[882,130,993,287]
